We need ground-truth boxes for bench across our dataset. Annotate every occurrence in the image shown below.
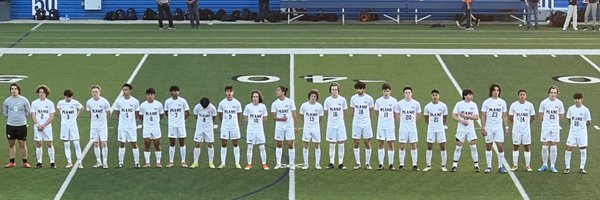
[407,0,527,24]
[280,0,408,25]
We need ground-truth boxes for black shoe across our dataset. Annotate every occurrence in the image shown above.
[338,164,346,170]
[327,163,335,169]
[50,163,56,169]
[474,166,481,173]
[398,165,405,171]
[35,163,42,169]
[451,166,458,172]
[389,164,395,171]
[412,165,420,171]
[378,164,384,170]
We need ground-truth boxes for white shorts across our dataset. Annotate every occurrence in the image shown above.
[377,128,396,141]
[426,130,446,143]
[484,128,504,143]
[247,131,266,145]
[512,131,531,145]
[118,128,137,143]
[566,132,587,147]
[326,126,347,142]
[61,124,80,141]
[90,126,107,142]
[168,126,187,139]
[142,127,162,140]
[352,124,373,139]
[399,130,418,143]
[302,127,321,143]
[275,128,295,141]
[194,128,214,143]
[540,128,560,143]
[220,129,240,140]
[455,130,477,143]
[34,125,53,142]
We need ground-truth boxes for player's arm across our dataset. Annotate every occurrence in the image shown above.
[292,110,299,130]
[424,114,429,126]
[586,119,592,127]
[184,110,190,120]
[443,114,448,125]
[218,112,223,122]
[24,101,31,117]
[237,112,242,123]
[138,112,144,122]
[480,111,487,130]
[2,102,7,117]
[453,112,469,126]
[31,111,40,128]
[45,110,55,127]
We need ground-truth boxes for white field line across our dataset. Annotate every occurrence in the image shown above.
[289,53,296,200]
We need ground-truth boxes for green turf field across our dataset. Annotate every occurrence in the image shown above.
[0,23,599,200]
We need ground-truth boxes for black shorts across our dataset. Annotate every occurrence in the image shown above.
[6,125,27,140]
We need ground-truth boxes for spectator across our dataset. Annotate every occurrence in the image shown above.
[155,0,175,30]
[582,0,598,31]
[563,0,578,31]
[258,0,270,23]
[186,0,200,28]
[525,0,540,30]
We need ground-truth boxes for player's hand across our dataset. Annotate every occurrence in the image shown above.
[281,116,288,121]
[294,127,299,132]
[482,129,488,136]
[461,120,469,126]
[37,125,44,131]
[504,129,510,137]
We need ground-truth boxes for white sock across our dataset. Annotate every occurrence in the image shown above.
[94,146,101,163]
[36,147,42,163]
[180,145,187,163]
[118,147,125,163]
[275,147,282,165]
[486,150,493,168]
[399,149,405,166]
[144,151,151,164]
[73,140,82,162]
[315,148,321,166]
[289,149,296,166]
[329,144,336,164]
[102,146,108,164]
[48,147,55,163]
[220,147,227,165]
[524,151,531,167]
[64,142,71,163]
[247,144,254,165]
[169,146,176,163]
[155,151,161,164]
[411,149,418,166]
[353,148,360,165]
[541,146,549,166]
[453,145,462,166]
[470,144,479,164]
[512,151,519,167]
[303,147,309,166]
[550,146,557,167]
[133,148,140,164]
[388,150,395,166]
[426,150,433,166]
[259,145,267,165]
[441,150,447,167]
[208,147,214,163]
[581,149,587,169]
[338,144,345,164]
[498,152,505,168]
[565,150,572,169]
[378,148,385,165]
[365,148,372,165]
[193,148,201,163]
[233,146,240,165]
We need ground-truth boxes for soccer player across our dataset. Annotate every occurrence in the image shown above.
[538,85,564,173]
[374,83,397,170]
[349,81,374,170]
[451,89,480,172]
[138,88,165,168]
[217,85,243,169]
[423,89,448,172]
[31,85,56,169]
[272,86,299,170]
[300,89,324,170]
[3,83,31,168]
[395,86,421,171]
[191,97,216,169]
[481,83,509,174]
[508,89,535,172]
[564,92,591,174]
[324,82,348,170]
[243,90,269,170]
[164,85,190,168]
[86,85,111,169]
[58,89,84,168]
[113,83,141,168]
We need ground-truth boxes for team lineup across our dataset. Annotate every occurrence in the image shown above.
[2,81,592,175]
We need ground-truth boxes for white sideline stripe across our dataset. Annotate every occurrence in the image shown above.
[54,53,149,200]
[435,54,530,200]
[5,48,600,55]
[579,55,600,73]
[30,22,44,31]
[289,53,296,200]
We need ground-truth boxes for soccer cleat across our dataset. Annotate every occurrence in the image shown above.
[327,163,335,169]
[378,164,384,170]
[181,162,188,168]
[315,165,322,170]
[4,162,15,168]
[244,164,252,170]
[274,164,281,170]
[475,19,481,26]
[451,166,458,172]
[289,164,296,170]
[580,169,587,174]
[263,164,270,170]
[398,165,405,171]
[499,166,508,174]
[50,163,56,169]
[143,163,151,168]
[526,166,532,172]
[423,166,432,172]
[235,163,242,169]
[166,162,174,168]
[158,27,164,31]
[563,168,570,174]
[65,163,73,169]
[36,163,43,169]
[103,163,109,169]
[217,163,226,169]
[190,162,199,169]
[134,163,141,169]
[474,166,480,173]
[484,167,492,173]
[365,163,372,170]
[77,163,83,169]
[23,163,31,168]
[302,164,309,170]
[155,163,162,168]
[168,27,176,30]
[511,165,518,172]
[93,162,102,168]
[538,165,548,172]
[208,163,215,169]
[338,164,346,170]
[551,166,558,173]
[353,163,361,170]
[441,166,448,172]
[116,163,124,168]
[389,164,396,171]
[412,165,420,171]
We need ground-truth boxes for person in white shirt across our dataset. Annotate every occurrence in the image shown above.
[349,81,374,170]
[164,85,190,168]
[300,89,324,170]
[243,90,269,170]
[271,86,299,170]
[217,85,243,169]
[423,89,448,172]
[113,84,141,168]
[451,89,481,172]
[58,89,84,168]
[31,85,56,169]
[480,83,509,174]
[374,83,397,170]
[538,85,564,173]
[138,88,164,168]
[190,97,216,169]
[508,89,535,172]
[395,86,421,171]
[86,85,111,169]
[324,82,348,170]
[564,92,592,174]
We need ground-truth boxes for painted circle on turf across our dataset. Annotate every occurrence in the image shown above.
[553,75,600,84]
[234,75,280,83]
[0,75,28,84]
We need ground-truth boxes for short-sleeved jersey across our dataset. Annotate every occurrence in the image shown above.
[481,97,508,130]
[113,96,140,130]
[31,99,56,125]
[217,98,242,130]
[423,101,448,132]
[453,100,479,132]
[139,100,164,130]
[271,97,296,129]
[374,96,397,130]
[508,101,535,133]
[243,103,268,133]
[396,99,421,131]
[300,101,324,129]
[58,99,84,125]
[324,96,348,128]
[567,105,592,133]
[193,103,217,130]
[86,97,111,128]
[350,93,374,126]
[164,97,190,128]
[539,98,565,130]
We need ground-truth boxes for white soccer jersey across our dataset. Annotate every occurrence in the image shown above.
[423,101,448,132]
[396,99,421,131]
[139,100,164,130]
[86,97,111,128]
[300,101,324,129]
[539,98,565,130]
[113,96,140,130]
[567,105,591,133]
[31,99,55,125]
[217,98,242,130]
[271,97,296,129]
[193,103,217,130]
[509,101,535,134]
[243,103,268,133]
[375,96,397,130]
[453,100,479,132]
[350,93,374,126]
[481,97,507,130]
[164,97,190,128]
[58,99,83,125]
[324,96,348,128]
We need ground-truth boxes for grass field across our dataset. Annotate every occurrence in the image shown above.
[0,23,599,200]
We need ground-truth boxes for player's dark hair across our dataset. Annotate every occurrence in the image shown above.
[462,89,473,100]
[91,84,101,91]
[200,97,210,108]
[573,92,583,99]
[169,85,180,92]
[354,81,366,90]
[308,89,320,100]
[381,83,391,91]
[145,88,156,95]
[488,83,501,97]
[517,89,527,96]
[329,82,340,93]
[36,85,50,97]
[431,89,439,94]
[63,89,74,97]
[547,85,559,94]
[122,83,133,90]
[224,85,233,92]
[251,90,264,103]
[278,86,288,95]
[403,86,413,93]
[9,83,21,95]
